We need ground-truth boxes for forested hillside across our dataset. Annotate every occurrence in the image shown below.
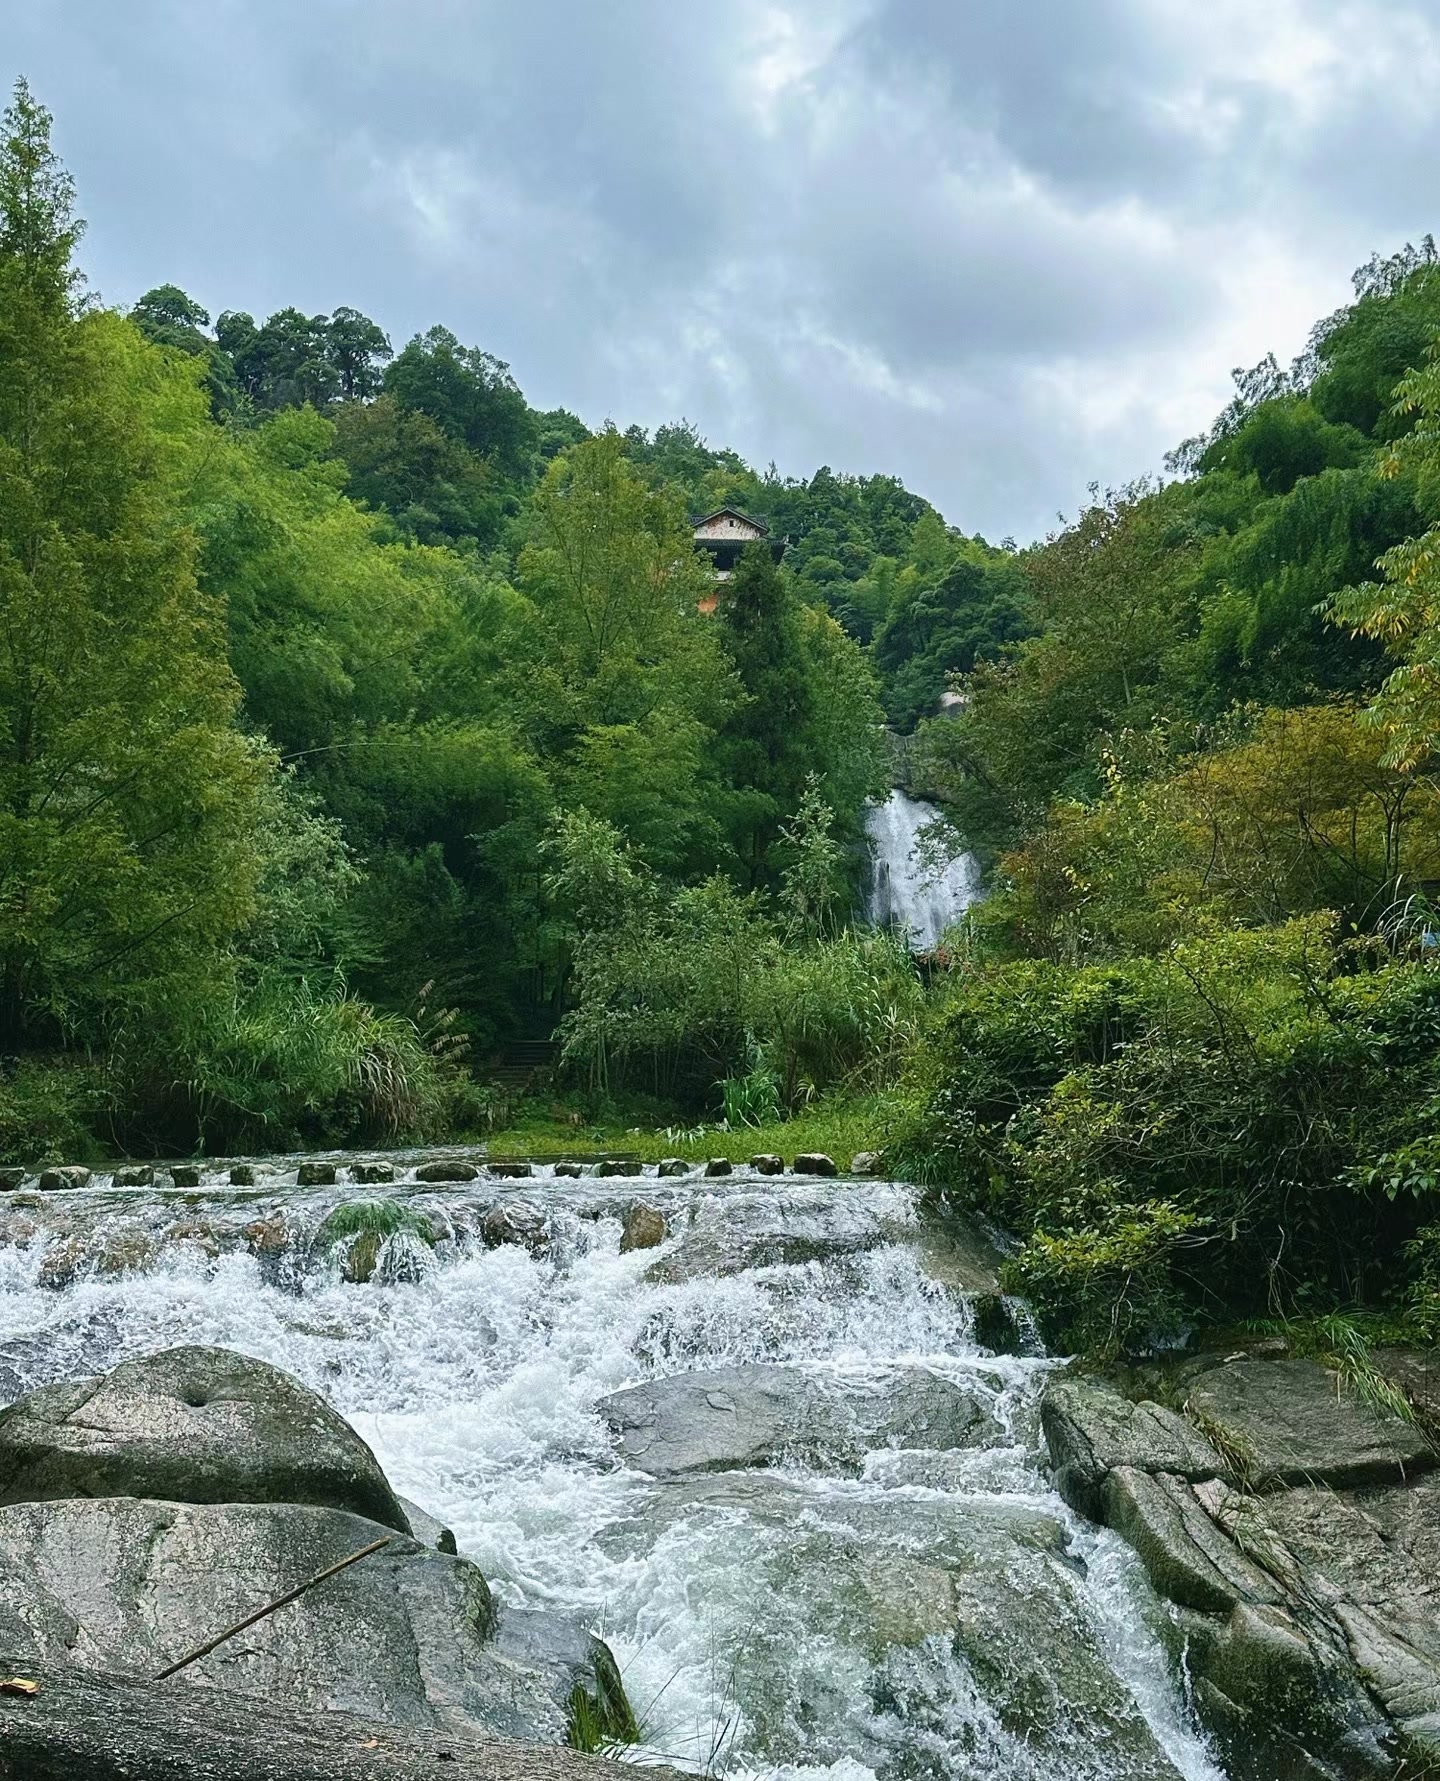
[894,234,1440,1354]
[17,72,1440,1355]
[0,81,919,1157]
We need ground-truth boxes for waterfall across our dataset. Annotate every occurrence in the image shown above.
[866,789,980,949]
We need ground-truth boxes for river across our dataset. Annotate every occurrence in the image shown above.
[0,1156,1225,1779]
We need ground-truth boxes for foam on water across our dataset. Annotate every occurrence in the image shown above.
[0,1165,1225,1781]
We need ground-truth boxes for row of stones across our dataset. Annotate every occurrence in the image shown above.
[3,1149,875,1193]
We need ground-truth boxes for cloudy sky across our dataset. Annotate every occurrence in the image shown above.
[6,2,1437,540]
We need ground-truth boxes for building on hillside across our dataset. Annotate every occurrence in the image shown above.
[691,508,787,611]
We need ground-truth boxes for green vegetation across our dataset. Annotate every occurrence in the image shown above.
[481,1099,888,1169]
[16,74,1440,1369]
[0,82,896,1160]
[895,233,1440,1355]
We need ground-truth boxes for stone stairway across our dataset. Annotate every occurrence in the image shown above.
[485,1039,558,1097]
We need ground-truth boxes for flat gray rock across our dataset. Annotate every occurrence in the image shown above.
[1185,1357,1435,1489]
[598,1363,1001,1477]
[0,1345,411,1531]
[0,1654,674,1781]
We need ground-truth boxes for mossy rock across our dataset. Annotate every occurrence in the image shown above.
[316,1200,435,1284]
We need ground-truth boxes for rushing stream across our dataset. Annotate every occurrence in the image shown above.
[0,1156,1224,1780]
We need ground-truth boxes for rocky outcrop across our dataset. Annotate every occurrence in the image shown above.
[0,1346,412,1531]
[1042,1356,1440,1780]
[1186,1356,1433,1489]
[792,1153,838,1176]
[597,1476,1190,1779]
[1041,1376,1233,1519]
[599,1362,1001,1477]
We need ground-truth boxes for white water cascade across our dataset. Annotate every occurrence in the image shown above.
[0,1157,1227,1781]
[866,790,980,949]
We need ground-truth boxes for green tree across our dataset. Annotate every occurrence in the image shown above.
[0,81,268,1046]
[385,325,535,476]
[716,543,815,882]
[327,305,392,401]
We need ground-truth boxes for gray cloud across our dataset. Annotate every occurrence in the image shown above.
[4,0,1437,540]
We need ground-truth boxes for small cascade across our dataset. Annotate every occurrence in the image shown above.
[866,789,980,949]
[0,1156,1225,1780]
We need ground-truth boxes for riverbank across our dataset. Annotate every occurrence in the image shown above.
[476,1097,890,1169]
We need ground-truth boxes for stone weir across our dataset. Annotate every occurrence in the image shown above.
[1042,1350,1440,1780]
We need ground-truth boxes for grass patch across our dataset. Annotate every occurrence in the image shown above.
[567,1646,640,1753]
[480,1095,893,1169]
[316,1198,434,1248]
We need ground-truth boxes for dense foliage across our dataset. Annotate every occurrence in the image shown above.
[0,82,897,1157]
[18,69,1440,1368]
[894,234,1440,1353]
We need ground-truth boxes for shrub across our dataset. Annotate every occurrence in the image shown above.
[895,918,1440,1350]
[114,971,448,1153]
[0,1058,108,1164]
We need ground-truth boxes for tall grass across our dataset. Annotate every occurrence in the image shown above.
[161,972,443,1152]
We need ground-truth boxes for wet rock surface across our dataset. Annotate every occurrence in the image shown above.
[598,1361,1003,1477]
[1044,1352,1440,1780]
[0,1656,658,1781]
[618,1202,666,1252]
[598,1474,1190,1781]
[0,1153,1226,1781]
[38,1165,90,1193]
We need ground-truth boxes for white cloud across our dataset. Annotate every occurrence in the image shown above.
[9,0,1440,539]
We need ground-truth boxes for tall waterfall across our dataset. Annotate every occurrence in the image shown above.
[866,789,980,949]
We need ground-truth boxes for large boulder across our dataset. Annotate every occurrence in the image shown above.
[1185,1357,1434,1489]
[597,1475,1189,1780]
[0,1346,411,1533]
[598,1362,1001,1477]
[0,1496,626,1747]
[1041,1359,1440,1781]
